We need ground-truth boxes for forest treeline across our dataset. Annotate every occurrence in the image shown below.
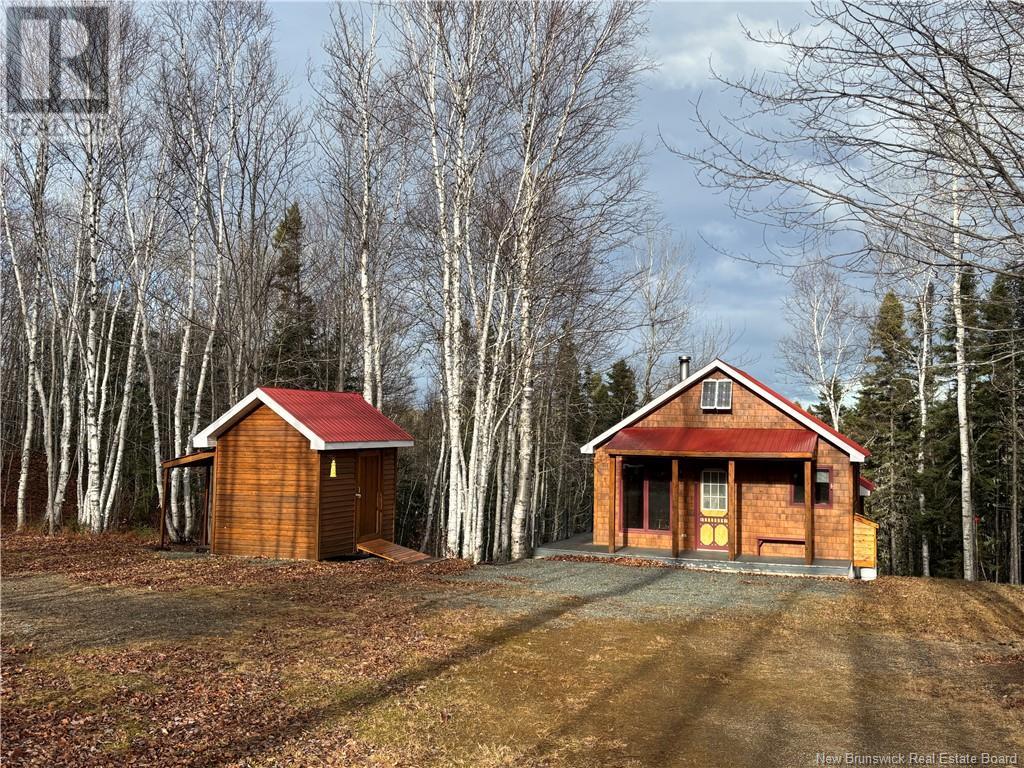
[2,1,682,563]
[2,1,1022,581]
[845,278,1022,582]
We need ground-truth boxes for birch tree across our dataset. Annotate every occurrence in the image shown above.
[320,3,411,408]
[778,266,865,430]
[631,233,694,401]
[387,1,646,561]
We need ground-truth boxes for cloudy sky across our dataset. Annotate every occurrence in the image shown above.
[271,1,813,395]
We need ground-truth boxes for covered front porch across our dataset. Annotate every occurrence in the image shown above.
[591,426,854,570]
[534,532,852,578]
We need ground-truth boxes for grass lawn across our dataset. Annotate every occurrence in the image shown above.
[2,533,1022,767]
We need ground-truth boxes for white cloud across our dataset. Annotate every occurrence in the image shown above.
[648,9,793,91]
[699,219,741,245]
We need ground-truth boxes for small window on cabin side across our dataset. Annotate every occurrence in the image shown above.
[815,468,831,505]
[792,468,831,505]
[701,379,732,411]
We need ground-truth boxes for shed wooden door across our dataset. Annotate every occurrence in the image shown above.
[356,452,382,542]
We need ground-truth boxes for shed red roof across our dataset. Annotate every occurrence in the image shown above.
[258,388,413,445]
[859,476,876,492]
[604,427,818,456]
[194,387,413,450]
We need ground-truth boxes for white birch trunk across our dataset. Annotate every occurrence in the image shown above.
[358,43,376,408]
[99,304,142,527]
[2,139,49,531]
[951,194,976,581]
[916,278,932,577]
[3,229,40,531]
[81,132,106,533]
[510,286,535,560]
[422,430,447,554]
[1009,345,1020,585]
[141,310,164,513]
[16,365,36,531]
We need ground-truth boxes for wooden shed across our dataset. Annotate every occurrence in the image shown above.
[169,388,417,561]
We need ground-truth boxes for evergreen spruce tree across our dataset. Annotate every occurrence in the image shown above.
[268,203,317,387]
[847,293,917,575]
[598,359,639,432]
[976,273,1023,582]
[545,332,594,538]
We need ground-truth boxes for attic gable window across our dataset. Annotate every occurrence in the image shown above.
[700,379,733,411]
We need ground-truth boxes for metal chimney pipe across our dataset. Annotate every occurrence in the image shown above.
[679,355,691,382]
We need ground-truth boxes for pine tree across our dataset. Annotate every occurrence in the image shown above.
[592,359,639,433]
[267,203,317,387]
[847,293,917,575]
[542,332,594,540]
[975,273,1023,582]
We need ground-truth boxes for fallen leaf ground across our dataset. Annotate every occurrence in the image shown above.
[2,532,1022,767]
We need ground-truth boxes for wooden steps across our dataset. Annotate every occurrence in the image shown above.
[357,538,432,564]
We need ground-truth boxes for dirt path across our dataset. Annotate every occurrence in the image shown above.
[2,534,1022,767]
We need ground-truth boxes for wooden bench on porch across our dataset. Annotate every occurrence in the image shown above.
[756,536,806,558]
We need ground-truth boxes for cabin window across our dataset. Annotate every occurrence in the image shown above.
[792,467,832,505]
[815,468,831,505]
[623,463,645,529]
[700,379,733,411]
[647,462,672,530]
[622,460,671,532]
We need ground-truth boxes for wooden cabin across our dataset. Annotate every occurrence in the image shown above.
[580,359,878,578]
[174,388,415,561]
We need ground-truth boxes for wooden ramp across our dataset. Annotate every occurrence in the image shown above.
[357,538,432,564]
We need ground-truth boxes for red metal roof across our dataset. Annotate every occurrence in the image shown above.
[604,427,818,455]
[859,476,876,492]
[727,364,871,459]
[259,388,413,445]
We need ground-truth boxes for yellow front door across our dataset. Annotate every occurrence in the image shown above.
[698,468,729,551]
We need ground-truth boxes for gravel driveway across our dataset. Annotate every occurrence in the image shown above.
[444,557,854,621]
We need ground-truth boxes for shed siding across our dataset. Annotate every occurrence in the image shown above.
[381,449,397,541]
[319,451,357,557]
[593,371,855,560]
[212,405,318,559]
